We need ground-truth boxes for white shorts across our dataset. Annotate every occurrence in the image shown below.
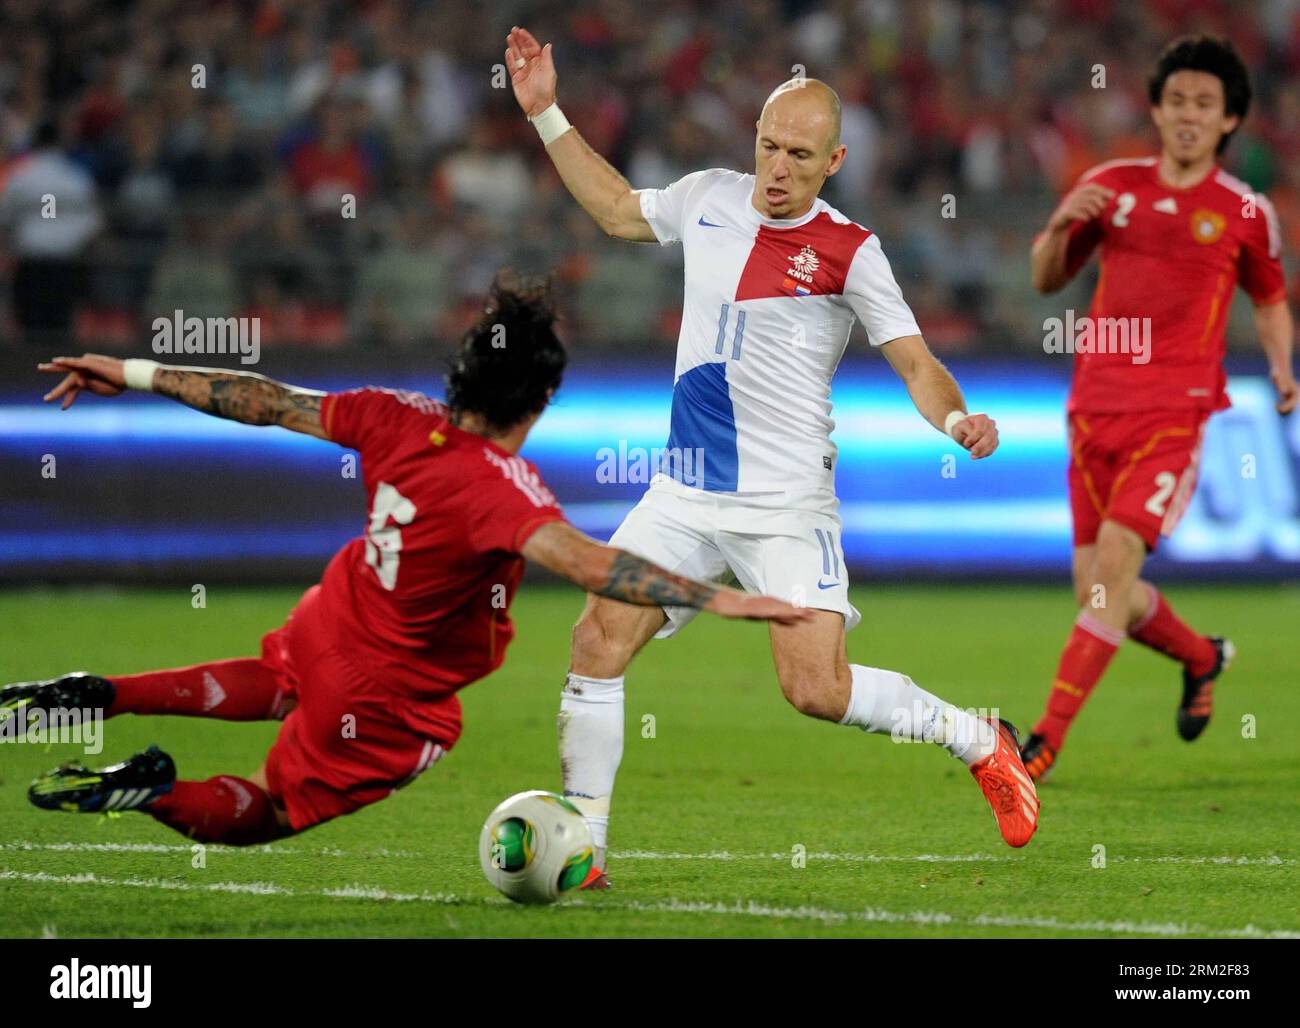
[607,478,861,639]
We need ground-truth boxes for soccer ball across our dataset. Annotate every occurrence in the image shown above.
[478,790,594,904]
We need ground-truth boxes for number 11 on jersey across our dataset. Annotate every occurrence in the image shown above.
[715,303,746,360]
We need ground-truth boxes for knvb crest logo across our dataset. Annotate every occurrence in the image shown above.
[783,245,819,296]
[786,245,819,282]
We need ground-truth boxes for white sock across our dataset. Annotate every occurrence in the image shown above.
[557,671,624,859]
[839,664,997,765]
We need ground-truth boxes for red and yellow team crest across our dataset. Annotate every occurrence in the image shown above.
[1189,208,1226,245]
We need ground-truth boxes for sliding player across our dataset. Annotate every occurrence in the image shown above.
[1024,35,1297,780]
[505,25,1040,880]
[2,277,809,845]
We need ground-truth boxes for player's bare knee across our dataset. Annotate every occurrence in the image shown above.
[568,612,602,666]
[1073,557,1103,607]
[1093,524,1145,587]
[779,670,841,722]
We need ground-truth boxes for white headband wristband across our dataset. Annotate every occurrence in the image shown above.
[944,410,968,439]
[529,103,572,146]
[122,358,161,392]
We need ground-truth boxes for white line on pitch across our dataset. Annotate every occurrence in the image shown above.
[0,840,426,859]
[612,851,1297,867]
[2,868,1296,939]
[614,850,1016,862]
[3,841,1294,867]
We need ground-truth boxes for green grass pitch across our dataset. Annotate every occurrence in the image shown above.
[1,583,1297,938]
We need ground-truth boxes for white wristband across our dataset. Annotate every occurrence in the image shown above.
[944,409,968,439]
[122,358,160,392]
[529,102,572,146]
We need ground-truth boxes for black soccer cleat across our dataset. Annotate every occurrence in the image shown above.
[28,745,175,813]
[1019,732,1057,784]
[1177,637,1235,742]
[0,673,115,737]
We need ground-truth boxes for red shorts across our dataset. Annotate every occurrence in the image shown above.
[261,586,462,831]
[1067,409,1208,550]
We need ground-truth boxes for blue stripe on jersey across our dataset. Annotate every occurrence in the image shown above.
[665,362,738,491]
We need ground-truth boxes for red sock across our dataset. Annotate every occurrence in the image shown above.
[148,776,284,845]
[1128,584,1216,676]
[1035,613,1124,751]
[109,658,285,721]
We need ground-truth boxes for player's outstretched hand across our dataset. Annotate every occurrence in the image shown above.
[506,26,557,119]
[38,353,127,410]
[1272,364,1299,414]
[1046,183,1115,232]
[951,412,998,459]
[706,588,816,626]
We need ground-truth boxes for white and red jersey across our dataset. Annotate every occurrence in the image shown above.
[638,168,919,497]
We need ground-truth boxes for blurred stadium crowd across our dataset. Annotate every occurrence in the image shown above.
[0,0,1297,356]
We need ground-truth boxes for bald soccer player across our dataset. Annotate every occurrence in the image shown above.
[506,26,1039,882]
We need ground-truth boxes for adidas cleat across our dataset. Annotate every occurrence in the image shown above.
[969,718,1039,848]
[1177,637,1234,742]
[1020,732,1057,784]
[28,745,175,814]
[0,673,114,737]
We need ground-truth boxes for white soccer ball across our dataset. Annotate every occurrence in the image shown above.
[478,790,595,904]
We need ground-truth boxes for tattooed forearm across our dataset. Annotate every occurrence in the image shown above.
[275,388,326,435]
[153,368,325,437]
[595,550,719,609]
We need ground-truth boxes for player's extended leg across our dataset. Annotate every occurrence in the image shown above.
[1125,577,1231,742]
[145,761,292,844]
[27,657,446,846]
[558,593,666,880]
[769,609,1038,848]
[1028,410,1233,778]
[1023,520,1146,780]
[110,659,291,720]
[557,485,728,884]
[1074,544,1220,691]
[0,657,291,733]
[26,747,292,845]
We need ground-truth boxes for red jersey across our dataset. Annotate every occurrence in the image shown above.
[1057,157,1286,413]
[314,387,565,699]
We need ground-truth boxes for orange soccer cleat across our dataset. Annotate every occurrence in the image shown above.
[969,718,1039,848]
[578,864,611,890]
[1177,637,1234,742]
[1020,732,1057,784]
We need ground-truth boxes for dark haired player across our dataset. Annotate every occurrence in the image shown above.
[1024,36,1297,780]
[2,278,810,846]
